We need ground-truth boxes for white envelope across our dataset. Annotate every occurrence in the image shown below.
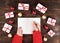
[18,18,41,34]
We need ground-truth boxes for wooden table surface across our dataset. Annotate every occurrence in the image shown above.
[0,0,60,43]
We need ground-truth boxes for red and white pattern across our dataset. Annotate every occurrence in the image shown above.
[2,23,12,33]
[48,30,55,37]
[5,12,14,19]
[47,18,56,26]
[36,3,47,14]
[18,3,29,10]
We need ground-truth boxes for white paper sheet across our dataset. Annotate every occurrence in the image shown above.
[18,18,41,34]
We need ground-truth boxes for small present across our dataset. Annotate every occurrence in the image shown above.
[36,3,47,14]
[48,30,55,37]
[5,12,14,19]
[2,23,12,33]
[47,18,56,26]
[18,3,29,10]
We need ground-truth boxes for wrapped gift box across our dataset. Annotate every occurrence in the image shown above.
[47,18,56,26]
[36,3,47,14]
[18,3,29,10]
[5,12,14,19]
[48,30,55,37]
[2,23,12,33]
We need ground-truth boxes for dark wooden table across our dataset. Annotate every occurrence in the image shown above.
[0,0,60,43]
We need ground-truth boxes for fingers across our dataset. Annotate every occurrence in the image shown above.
[33,21,40,31]
[17,27,23,36]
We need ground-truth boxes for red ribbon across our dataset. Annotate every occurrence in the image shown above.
[6,12,13,18]
[4,26,11,33]
[49,32,54,35]
[48,18,55,26]
[37,6,47,12]
[19,3,29,10]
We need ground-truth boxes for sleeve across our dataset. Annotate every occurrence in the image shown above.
[12,34,23,43]
[33,31,42,43]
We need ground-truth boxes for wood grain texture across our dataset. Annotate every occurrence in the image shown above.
[0,0,60,43]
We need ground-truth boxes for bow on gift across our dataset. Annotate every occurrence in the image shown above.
[5,12,14,19]
[47,18,56,26]
[2,23,12,33]
[18,3,29,10]
[36,3,47,14]
[3,26,11,33]
[48,30,55,37]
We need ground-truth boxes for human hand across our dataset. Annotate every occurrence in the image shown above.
[33,21,40,31]
[17,27,23,36]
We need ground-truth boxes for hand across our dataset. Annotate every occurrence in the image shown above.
[33,21,40,31]
[17,27,23,36]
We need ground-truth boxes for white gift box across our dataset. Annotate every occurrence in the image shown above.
[47,18,56,26]
[18,3,29,10]
[2,23,12,33]
[48,30,55,37]
[36,3,47,14]
[5,12,14,19]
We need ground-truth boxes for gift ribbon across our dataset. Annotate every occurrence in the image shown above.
[6,12,13,18]
[19,3,29,10]
[4,26,11,33]
[48,18,55,26]
[37,6,47,12]
[49,32,54,35]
